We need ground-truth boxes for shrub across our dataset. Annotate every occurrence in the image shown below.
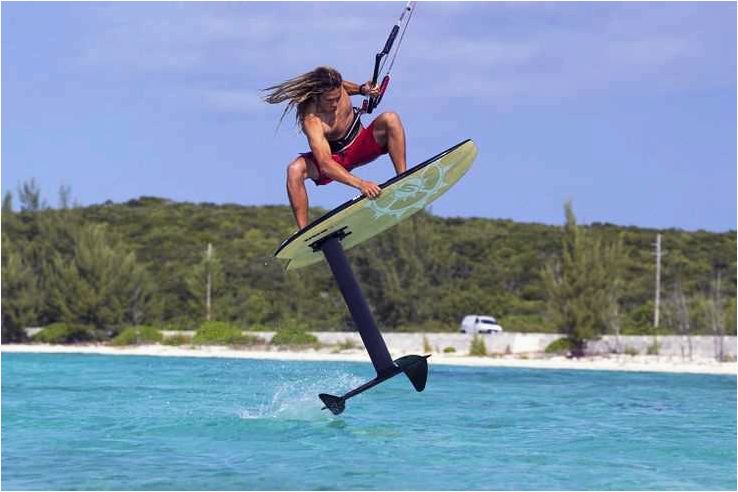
[623,346,640,356]
[443,346,456,353]
[32,323,94,344]
[469,335,487,356]
[271,318,318,347]
[162,334,193,346]
[271,329,318,346]
[193,321,260,346]
[111,326,163,346]
[545,338,572,354]
[647,341,660,355]
[231,333,263,347]
[335,338,358,351]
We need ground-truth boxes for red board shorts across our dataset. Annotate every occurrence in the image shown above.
[301,121,387,186]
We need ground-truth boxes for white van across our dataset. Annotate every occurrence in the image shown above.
[460,315,503,334]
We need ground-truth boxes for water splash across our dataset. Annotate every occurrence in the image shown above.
[238,371,364,420]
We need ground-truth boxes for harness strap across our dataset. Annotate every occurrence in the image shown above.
[328,107,363,154]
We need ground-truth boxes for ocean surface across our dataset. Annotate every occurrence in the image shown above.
[2,352,736,491]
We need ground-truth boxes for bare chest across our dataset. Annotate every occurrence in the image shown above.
[317,104,355,140]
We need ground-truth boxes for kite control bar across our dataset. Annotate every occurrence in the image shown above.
[362,1,416,114]
[365,25,399,113]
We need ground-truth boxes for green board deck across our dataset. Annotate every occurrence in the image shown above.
[274,139,478,270]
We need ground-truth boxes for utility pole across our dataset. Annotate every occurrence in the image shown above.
[206,243,212,322]
[653,234,663,328]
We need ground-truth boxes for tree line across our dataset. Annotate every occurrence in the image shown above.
[2,181,735,349]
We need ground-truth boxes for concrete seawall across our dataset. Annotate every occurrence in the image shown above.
[188,331,735,360]
[23,328,735,360]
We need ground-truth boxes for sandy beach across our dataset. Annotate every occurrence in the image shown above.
[2,343,735,376]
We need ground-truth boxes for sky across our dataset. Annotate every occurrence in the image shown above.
[2,1,736,232]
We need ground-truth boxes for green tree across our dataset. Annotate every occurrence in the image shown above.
[542,202,625,356]
[2,181,734,336]
[357,215,432,328]
[45,223,154,331]
[3,191,13,213]
[243,290,277,326]
[1,235,40,342]
[58,185,73,210]
[17,178,45,211]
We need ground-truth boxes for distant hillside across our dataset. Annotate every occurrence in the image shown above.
[2,195,735,339]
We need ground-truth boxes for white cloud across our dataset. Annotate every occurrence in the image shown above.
[77,3,378,72]
[398,2,734,107]
[74,2,735,112]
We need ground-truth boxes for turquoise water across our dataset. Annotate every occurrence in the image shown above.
[2,353,736,491]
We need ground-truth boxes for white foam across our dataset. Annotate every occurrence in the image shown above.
[238,371,365,420]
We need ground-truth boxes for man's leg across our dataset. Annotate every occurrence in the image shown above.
[371,111,407,175]
[286,156,317,230]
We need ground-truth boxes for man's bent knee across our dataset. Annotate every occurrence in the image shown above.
[379,111,402,130]
[288,156,320,183]
[373,112,404,149]
[287,158,308,183]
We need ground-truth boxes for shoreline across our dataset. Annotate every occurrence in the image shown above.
[2,343,736,376]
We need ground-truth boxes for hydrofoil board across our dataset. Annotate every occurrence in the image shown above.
[275,139,478,270]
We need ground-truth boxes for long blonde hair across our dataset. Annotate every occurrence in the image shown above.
[263,66,343,128]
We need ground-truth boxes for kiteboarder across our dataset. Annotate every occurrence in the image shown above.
[263,66,407,230]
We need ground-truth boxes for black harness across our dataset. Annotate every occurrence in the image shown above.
[328,107,363,154]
